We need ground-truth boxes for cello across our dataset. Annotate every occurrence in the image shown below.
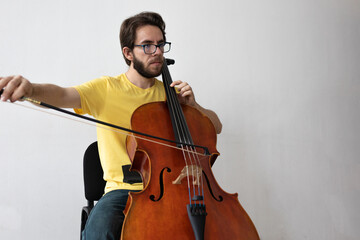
[122,58,260,240]
[0,58,259,239]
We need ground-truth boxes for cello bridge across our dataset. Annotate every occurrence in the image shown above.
[172,165,202,186]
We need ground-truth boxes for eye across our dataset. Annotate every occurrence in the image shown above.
[144,44,152,50]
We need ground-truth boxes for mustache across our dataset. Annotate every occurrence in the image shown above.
[149,58,164,64]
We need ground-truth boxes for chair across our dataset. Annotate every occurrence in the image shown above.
[80,141,106,238]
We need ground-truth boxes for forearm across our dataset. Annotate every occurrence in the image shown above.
[1,75,80,108]
[31,83,81,108]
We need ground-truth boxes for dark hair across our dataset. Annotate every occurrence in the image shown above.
[120,12,166,66]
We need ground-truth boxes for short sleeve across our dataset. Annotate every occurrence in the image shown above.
[73,77,108,117]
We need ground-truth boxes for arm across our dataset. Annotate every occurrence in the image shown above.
[192,102,223,134]
[0,75,81,108]
[170,80,222,134]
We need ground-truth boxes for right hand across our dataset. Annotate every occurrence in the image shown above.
[0,75,33,102]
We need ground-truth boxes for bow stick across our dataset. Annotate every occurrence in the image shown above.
[0,88,210,155]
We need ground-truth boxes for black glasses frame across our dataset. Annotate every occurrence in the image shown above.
[134,42,171,55]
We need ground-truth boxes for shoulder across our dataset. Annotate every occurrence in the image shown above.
[154,78,164,89]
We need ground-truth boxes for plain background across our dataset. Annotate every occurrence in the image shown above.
[0,0,359,239]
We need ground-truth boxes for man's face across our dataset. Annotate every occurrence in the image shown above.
[131,25,164,78]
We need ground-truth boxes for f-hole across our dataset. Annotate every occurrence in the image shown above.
[149,167,172,202]
[202,170,223,202]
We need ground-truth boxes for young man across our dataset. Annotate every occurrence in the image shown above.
[0,12,222,239]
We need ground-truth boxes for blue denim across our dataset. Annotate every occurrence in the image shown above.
[81,189,137,240]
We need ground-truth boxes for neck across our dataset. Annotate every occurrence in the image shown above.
[125,66,155,89]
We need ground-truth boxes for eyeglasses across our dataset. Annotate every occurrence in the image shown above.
[134,42,171,55]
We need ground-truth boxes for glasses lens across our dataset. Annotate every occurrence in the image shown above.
[163,42,171,53]
[144,45,156,54]
[141,43,171,54]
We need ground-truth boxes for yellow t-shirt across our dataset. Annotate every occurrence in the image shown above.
[74,73,165,193]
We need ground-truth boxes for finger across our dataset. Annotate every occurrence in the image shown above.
[11,85,27,102]
[0,75,13,90]
[170,80,183,87]
[0,76,16,101]
[174,82,189,93]
[2,75,22,102]
[180,89,193,97]
[175,84,191,96]
[11,76,31,102]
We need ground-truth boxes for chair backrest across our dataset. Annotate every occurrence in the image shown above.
[83,141,106,201]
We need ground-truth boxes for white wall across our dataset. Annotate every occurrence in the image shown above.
[0,0,359,239]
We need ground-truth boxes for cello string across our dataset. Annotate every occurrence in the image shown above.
[162,59,206,206]
[6,101,207,157]
[191,146,206,206]
[162,61,195,205]
[162,63,193,204]
[168,86,204,206]
[169,89,201,206]
[165,81,205,206]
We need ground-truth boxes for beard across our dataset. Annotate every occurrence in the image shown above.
[133,55,163,78]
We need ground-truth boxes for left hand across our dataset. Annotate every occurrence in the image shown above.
[170,80,197,107]
[170,80,222,134]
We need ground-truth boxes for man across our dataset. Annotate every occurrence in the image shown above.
[0,12,222,239]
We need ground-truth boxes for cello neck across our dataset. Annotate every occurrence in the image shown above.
[161,58,194,147]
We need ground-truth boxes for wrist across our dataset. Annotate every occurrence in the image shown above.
[30,83,41,98]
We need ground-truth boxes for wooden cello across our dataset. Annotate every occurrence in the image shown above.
[122,58,260,240]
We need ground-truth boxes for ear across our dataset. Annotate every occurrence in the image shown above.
[123,47,133,62]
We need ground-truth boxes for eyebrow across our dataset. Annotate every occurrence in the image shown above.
[139,39,165,44]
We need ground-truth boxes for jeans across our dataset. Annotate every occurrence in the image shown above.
[81,189,137,240]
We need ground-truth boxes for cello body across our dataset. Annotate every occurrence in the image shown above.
[122,101,260,240]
